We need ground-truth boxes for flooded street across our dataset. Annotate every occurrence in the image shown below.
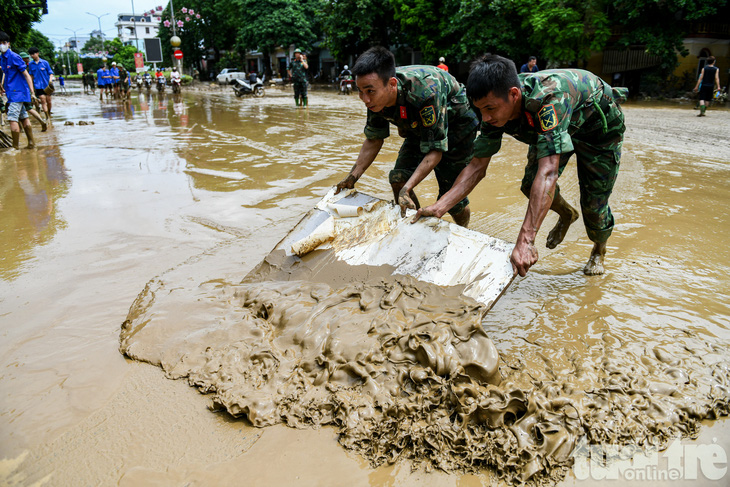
[1,85,729,486]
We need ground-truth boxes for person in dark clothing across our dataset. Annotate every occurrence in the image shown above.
[693,56,721,117]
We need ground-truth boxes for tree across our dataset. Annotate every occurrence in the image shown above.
[319,0,401,63]
[610,0,729,72]
[515,0,611,67]
[0,0,43,40]
[158,0,240,71]
[234,0,318,79]
[14,28,56,63]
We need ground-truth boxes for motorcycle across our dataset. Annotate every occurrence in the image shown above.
[156,76,166,93]
[143,76,152,90]
[232,74,265,98]
[339,76,354,95]
[135,76,143,90]
[171,77,181,94]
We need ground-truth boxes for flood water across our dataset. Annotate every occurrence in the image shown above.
[1,84,729,486]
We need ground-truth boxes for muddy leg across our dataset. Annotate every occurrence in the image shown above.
[22,119,35,149]
[546,192,579,249]
[10,122,21,149]
[450,206,471,228]
[583,241,607,275]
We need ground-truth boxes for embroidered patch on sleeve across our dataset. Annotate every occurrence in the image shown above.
[537,104,558,131]
[419,105,436,127]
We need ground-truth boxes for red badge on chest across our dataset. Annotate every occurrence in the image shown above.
[400,106,407,119]
[525,112,535,128]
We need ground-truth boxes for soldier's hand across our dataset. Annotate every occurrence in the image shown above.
[411,205,441,224]
[397,187,416,217]
[510,241,538,277]
[335,174,357,194]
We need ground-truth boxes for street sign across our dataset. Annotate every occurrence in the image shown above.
[76,63,83,74]
[134,52,145,70]
[174,50,183,60]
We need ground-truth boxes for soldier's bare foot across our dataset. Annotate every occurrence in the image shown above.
[546,206,579,249]
[583,242,607,275]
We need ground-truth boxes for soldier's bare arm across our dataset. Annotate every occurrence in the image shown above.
[411,156,491,222]
[511,153,560,276]
[335,138,384,194]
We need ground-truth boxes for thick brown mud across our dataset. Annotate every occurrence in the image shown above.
[2,86,730,486]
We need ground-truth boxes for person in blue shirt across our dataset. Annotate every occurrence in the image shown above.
[0,31,39,149]
[96,65,106,100]
[110,62,120,98]
[27,46,54,120]
[520,56,539,73]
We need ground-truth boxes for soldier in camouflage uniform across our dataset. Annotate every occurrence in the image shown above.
[335,46,479,227]
[288,48,308,107]
[414,53,628,276]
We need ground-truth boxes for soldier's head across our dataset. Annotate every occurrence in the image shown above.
[29,47,40,61]
[352,46,398,112]
[294,48,302,60]
[467,53,522,127]
[19,52,30,65]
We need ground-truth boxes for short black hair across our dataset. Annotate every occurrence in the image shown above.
[352,46,396,85]
[28,47,39,55]
[529,56,537,61]
[707,56,716,65]
[467,53,520,102]
[0,31,9,43]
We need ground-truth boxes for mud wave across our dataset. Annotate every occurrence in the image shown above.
[120,251,730,485]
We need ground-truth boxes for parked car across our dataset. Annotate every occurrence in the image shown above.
[216,68,248,85]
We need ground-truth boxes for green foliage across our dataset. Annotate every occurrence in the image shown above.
[158,0,240,69]
[0,0,43,41]
[234,0,318,77]
[80,38,139,72]
[610,0,729,73]
[515,0,611,66]
[14,28,56,63]
[318,0,401,62]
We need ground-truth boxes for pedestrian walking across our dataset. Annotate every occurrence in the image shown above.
[693,56,721,117]
[0,31,39,150]
[288,48,308,107]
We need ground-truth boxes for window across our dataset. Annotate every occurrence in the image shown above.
[145,27,150,34]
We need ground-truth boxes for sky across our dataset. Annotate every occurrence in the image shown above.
[35,0,165,48]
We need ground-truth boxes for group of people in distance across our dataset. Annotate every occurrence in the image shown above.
[95,62,131,101]
[335,47,629,277]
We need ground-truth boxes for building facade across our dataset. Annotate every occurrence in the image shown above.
[115,12,162,48]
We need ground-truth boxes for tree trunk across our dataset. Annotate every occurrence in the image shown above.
[263,50,273,81]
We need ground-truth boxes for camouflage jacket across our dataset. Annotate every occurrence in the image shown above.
[290,60,307,83]
[474,69,627,160]
[364,65,479,154]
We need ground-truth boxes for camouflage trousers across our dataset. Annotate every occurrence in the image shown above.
[293,80,308,99]
[521,112,625,243]
[390,133,475,216]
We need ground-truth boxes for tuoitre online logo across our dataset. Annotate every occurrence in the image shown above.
[572,438,728,482]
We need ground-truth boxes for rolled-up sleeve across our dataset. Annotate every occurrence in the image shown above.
[364,110,389,140]
[473,122,503,158]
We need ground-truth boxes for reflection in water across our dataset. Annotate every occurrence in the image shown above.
[0,143,69,280]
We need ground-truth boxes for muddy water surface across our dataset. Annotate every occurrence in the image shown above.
[1,87,729,486]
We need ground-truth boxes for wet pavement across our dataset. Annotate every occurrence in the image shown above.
[1,84,729,486]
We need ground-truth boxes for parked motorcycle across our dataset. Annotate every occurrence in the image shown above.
[156,76,166,93]
[232,74,265,97]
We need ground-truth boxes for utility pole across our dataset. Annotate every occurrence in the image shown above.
[65,27,82,73]
[130,0,139,51]
[86,11,109,55]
